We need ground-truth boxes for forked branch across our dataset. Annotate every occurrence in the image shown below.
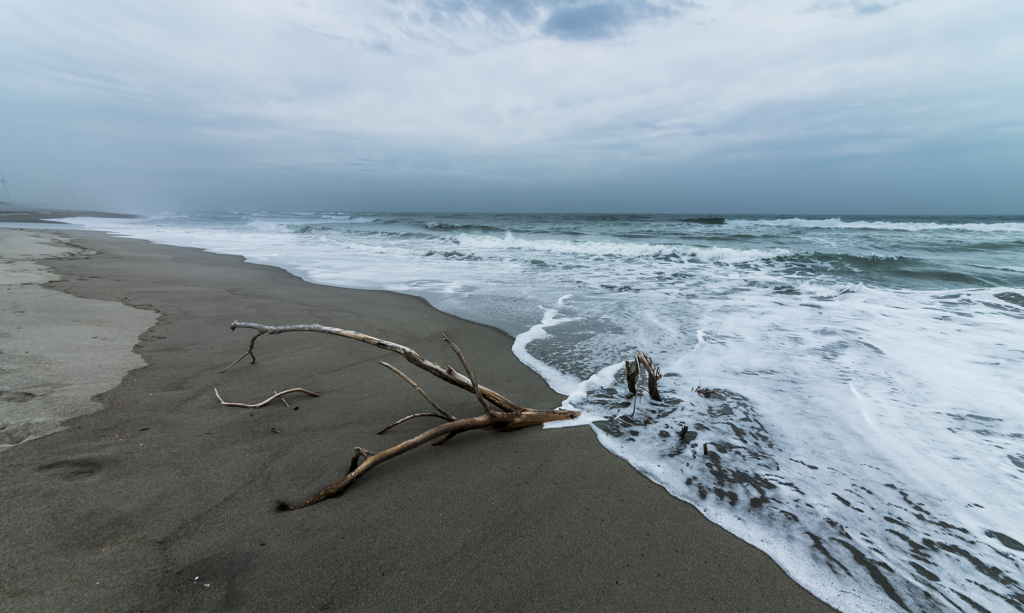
[375,361,454,434]
[379,361,454,420]
[221,331,265,373]
[229,322,529,413]
[222,322,579,510]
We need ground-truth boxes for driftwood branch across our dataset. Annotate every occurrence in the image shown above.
[221,331,265,373]
[432,431,457,446]
[622,351,664,412]
[375,412,450,435]
[229,322,529,413]
[379,361,454,420]
[637,351,663,402]
[214,387,321,408]
[375,361,455,434]
[223,322,579,510]
[693,381,720,398]
[625,358,639,396]
[348,447,376,474]
[442,333,494,414]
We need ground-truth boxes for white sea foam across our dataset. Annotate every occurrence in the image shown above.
[455,231,790,263]
[795,280,863,297]
[609,284,1024,613]
[511,300,580,395]
[726,217,1024,233]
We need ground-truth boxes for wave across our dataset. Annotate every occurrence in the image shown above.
[969,263,1024,274]
[455,232,790,263]
[726,218,1024,232]
[248,214,380,227]
[780,252,906,266]
[795,280,863,298]
[423,222,505,233]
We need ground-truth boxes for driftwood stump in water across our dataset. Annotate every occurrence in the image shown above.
[218,322,579,510]
[623,351,664,412]
[637,351,663,402]
[624,356,640,396]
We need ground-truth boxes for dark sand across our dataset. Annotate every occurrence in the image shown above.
[0,228,837,612]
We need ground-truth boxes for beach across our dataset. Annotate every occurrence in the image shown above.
[0,222,837,612]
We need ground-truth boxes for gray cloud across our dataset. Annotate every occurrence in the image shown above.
[542,1,676,40]
[422,0,541,22]
[392,0,683,42]
[0,0,1021,214]
[810,0,903,16]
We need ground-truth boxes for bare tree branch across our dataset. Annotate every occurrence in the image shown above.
[229,322,529,413]
[286,405,575,511]
[223,322,579,510]
[214,387,320,408]
[432,432,457,446]
[221,331,265,373]
[375,412,451,435]
[442,333,494,415]
[379,361,453,420]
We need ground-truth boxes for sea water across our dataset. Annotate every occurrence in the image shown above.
[65,212,1024,613]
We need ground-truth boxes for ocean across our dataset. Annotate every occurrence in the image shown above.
[64,212,1024,613]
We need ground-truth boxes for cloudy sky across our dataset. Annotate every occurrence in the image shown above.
[1,0,1021,214]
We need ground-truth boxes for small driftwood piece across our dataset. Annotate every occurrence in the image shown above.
[624,357,639,396]
[636,351,663,402]
[221,330,265,373]
[625,355,643,414]
[693,381,720,398]
[224,322,579,510]
[214,387,321,408]
[622,351,664,413]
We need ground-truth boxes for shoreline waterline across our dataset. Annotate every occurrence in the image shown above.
[33,212,1024,612]
[0,225,837,611]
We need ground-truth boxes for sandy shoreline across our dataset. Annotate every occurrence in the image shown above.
[1,230,156,447]
[0,226,836,612]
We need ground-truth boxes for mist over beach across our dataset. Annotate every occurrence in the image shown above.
[2,2,1023,612]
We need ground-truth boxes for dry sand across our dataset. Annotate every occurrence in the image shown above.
[0,230,156,447]
[0,226,837,612]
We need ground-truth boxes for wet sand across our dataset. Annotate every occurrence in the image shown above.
[0,226,837,612]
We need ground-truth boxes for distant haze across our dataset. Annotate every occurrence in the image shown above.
[1,1,1021,214]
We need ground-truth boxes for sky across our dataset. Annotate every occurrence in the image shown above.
[0,0,1022,214]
